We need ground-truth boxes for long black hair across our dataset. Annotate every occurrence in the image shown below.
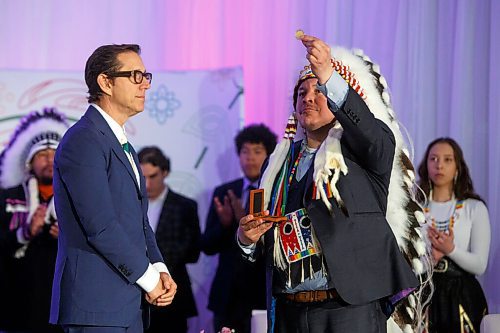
[417,137,484,203]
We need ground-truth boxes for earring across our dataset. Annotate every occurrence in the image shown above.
[428,179,433,201]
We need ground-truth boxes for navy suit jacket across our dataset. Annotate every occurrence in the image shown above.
[50,106,164,327]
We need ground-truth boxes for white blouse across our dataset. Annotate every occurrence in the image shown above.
[426,198,491,275]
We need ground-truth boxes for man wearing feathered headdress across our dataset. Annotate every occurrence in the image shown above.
[0,108,69,333]
[237,34,431,333]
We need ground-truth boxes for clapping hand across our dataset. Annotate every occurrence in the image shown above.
[428,226,455,263]
[29,204,47,237]
[49,222,59,239]
[214,190,245,227]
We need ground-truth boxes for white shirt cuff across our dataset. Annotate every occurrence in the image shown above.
[237,235,256,255]
[153,262,170,274]
[136,263,160,293]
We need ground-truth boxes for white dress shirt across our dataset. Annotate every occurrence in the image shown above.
[147,187,168,233]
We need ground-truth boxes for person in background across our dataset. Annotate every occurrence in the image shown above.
[202,124,277,333]
[0,108,68,333]
[139,146,201,333]
[417,137,490,333]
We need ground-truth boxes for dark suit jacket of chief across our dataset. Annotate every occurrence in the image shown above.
[202,179,266,316]
[50,105,164,327]
[250,87,419,317]
[152,189,200,319]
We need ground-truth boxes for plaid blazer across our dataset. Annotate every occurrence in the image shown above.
[154,189,200,317]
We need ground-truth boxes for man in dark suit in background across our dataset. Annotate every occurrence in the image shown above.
[201,124,277,333]
[138,146,201,333]
[50,44,177,333]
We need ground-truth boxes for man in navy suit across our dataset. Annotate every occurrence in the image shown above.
[50,44,177,333]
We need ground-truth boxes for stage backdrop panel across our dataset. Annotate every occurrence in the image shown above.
[0,68,244,333]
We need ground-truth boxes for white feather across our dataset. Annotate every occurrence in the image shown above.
[352,48,364,56]
[403,324,413,333]
[382,91,391,105]
[406,307,414,320]
[379,75,388,88]
[387,108,396,118]
[403,175,414,189]
[412,238,427,257]
[412,258,424,274]
[408,294,416,308]
[313,122,346,211]
[414,211,426,224]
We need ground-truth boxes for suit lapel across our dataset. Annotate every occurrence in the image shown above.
[112,145,141,191]
[84,106,141,191]
[129,144,145,196]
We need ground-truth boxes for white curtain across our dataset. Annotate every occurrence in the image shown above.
[1,0,498,329]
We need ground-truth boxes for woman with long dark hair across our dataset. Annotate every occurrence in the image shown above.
[418,137,490,333]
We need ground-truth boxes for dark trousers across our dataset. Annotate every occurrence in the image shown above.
[274,297,387,333]
[146,310,188,333]
[62,311,143,333]
[1,326,63,333]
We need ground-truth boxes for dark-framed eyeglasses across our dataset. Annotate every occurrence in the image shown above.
[106,70,153,84]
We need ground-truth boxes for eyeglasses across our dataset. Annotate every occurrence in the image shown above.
[106,70,153,84]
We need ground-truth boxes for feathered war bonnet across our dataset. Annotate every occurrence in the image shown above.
[0,108,70,188]
[261,46,433,332]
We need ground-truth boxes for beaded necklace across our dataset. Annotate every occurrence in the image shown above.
[423,198,464,232]
[288,151,303,184]
[270,143,308,217]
